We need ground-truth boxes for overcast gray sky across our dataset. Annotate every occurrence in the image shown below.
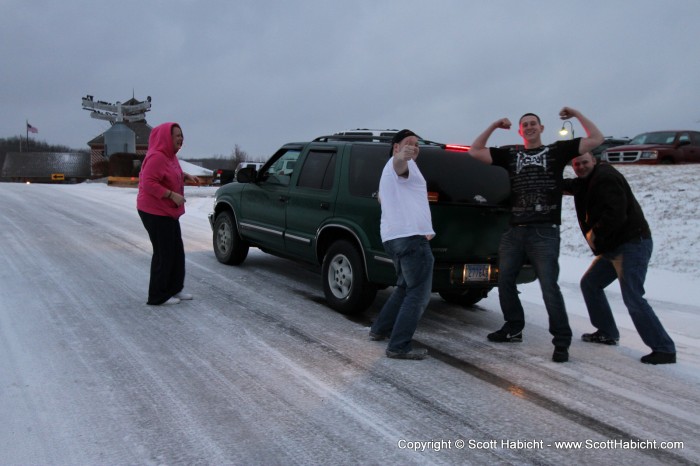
[2,0,699,159]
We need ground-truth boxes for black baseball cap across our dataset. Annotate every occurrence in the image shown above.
[391,129,420,145]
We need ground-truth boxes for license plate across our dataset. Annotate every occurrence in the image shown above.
[466,264,490,282]
[449,264,492,284]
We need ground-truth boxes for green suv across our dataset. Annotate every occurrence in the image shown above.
[209,133,535,314]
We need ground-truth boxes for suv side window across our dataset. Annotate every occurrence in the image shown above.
[349,145,390,198]
[265,150,301,186]
[679,132,690,144]
[297,149,337,190]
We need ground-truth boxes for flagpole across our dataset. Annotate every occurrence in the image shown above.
[25,119,29,152]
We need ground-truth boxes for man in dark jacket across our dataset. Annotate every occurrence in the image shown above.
[563,153,676,364]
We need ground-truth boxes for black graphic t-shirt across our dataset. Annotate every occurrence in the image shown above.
[490,138,580,225]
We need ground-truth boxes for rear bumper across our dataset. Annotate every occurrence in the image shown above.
[432,263,536,291]
[372,253,536,290]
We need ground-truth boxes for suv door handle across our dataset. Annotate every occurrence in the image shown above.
[320,202,330,210]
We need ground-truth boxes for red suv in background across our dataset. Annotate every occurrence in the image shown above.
[602,130,700,164]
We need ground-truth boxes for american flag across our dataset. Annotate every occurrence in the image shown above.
[27,122,38,134]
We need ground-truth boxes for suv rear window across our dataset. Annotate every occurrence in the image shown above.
[346,143,511,205]
[348,144,390,198]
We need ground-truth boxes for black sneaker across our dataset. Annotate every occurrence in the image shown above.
[552,346,569,363]
[386,348,428,360]
[487,328,522,342]
[641,351,676,365]
[582,330,619,345]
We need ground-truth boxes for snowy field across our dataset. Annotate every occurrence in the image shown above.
[0,163,699,465]
[560,164,700,279]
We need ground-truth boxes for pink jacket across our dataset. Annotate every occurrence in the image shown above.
[136,122,185,219]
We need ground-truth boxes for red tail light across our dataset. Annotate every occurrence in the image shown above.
[445,144,471,152]
[427,191,439,203]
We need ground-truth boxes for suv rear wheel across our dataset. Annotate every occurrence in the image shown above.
[213,211,249,265]
[322,240,377,314]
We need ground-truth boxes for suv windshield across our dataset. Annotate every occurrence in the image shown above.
[262,149,301,186]
[629,132,676,145]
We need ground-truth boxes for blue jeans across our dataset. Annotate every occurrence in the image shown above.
[371,236,434,354]
[498,225,571,347]
[580,238,675,353]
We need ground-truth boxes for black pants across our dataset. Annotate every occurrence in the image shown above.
[138,210,185,305]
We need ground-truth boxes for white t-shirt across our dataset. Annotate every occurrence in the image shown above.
[379,158,435,242]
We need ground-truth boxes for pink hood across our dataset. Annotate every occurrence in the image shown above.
[136,122,185,218]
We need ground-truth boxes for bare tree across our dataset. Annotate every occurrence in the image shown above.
[232,144,248,167]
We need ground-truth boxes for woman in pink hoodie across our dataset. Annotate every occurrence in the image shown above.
[137,122,199,305]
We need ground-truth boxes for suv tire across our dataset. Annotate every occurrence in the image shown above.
[322,240,377,314]
[213,211,249,265]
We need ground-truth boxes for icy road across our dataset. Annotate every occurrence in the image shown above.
[1,182,698,465]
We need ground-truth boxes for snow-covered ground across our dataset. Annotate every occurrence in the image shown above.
[1,163,698,465]
[560,164,700,279]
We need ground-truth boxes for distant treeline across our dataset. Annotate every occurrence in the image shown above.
[187,144,261,171]
[187,155,240,171]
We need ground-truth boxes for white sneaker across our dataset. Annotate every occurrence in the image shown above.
[175,292,193,300]
[163,297,181,305]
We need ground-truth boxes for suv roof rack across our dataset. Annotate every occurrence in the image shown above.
[313,133,446,148]
[313,134,395,143]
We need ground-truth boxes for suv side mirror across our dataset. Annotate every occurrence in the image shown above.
[236,166,257,183]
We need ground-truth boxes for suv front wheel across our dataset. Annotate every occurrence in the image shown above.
[322,240,377,314]
[213,211,249,265]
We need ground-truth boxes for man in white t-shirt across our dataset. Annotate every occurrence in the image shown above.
[369,129,435,360]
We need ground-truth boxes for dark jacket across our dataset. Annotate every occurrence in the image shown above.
[562,163,651,255]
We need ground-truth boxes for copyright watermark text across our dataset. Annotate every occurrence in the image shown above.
[397,438,684,452]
